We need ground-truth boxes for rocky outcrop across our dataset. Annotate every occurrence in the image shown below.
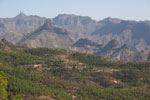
[21,19,73,49]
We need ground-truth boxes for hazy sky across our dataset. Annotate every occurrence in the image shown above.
[0,0,150,21]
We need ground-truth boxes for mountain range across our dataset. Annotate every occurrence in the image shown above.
[0,12,150,61]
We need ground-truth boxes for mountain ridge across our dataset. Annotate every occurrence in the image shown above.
[21,19,73,49]
[0,13,150,61]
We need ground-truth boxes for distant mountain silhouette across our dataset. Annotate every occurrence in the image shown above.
[0,13,150,60]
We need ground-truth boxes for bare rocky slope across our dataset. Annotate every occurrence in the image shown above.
[0,13,150,60]
[0,12,46,43]
[21,19,73,49]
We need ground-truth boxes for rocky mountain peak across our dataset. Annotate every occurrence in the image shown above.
[15,11,27,19]
[53,14,96,25]
[56,14,75,18]
[43,19,54,30]
[101,17,121,24]
[0,13,150,61]
[38,19,68,35]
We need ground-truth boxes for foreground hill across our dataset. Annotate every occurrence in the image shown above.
[0,39,150,100]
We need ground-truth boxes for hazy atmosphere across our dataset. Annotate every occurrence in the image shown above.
[1,0,150,100]
[0,0,150,20]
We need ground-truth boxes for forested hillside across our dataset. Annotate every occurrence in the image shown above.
[0,39,150,100]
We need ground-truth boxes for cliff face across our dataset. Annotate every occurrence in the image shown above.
[22,19,73,49]
[0,13,150,60]
[53,14,98,41]
[0,12,46,43]
[92,18,150,51]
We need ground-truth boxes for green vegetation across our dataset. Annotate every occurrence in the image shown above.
[0,71,7,100]
[0,42,150,100]
[12,95,23,100]
[76,86,150,100]
[69,52,118,67]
